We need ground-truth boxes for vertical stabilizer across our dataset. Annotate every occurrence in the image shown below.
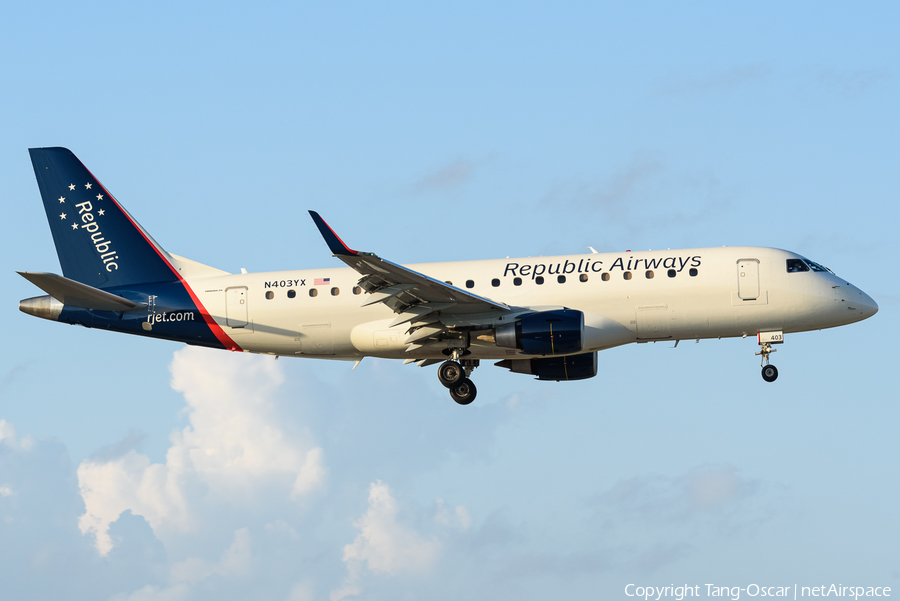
[29,147,179,289]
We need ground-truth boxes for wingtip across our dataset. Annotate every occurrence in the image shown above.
[308,210,357,256]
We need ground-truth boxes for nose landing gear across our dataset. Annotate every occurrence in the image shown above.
[756,340,779,382]
[437,351,480,405]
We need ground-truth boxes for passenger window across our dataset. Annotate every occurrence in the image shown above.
[667,269,676,278]
[580,274,588,282]
[309,289,318,297]
[645,270,654,279]
[265,291,274,300]
[624,272,632,280]
[353,286,362,295]
[287,289,296,298]
[557,275,566,284]
[331,287,340,296]
[492,278,500,287]
[514,277,522,286]
[689,268,698,277]
[466,280,474,289]
[601,273,610,282]
[786,259,809,273]
[535,276,544,285]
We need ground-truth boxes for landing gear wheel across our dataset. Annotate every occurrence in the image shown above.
[438,361,465,388]
[761,364,779,383]
[450,378,477,405]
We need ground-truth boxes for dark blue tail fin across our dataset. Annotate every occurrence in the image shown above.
[29,147,180,289]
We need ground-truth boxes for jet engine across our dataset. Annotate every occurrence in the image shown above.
[494,309,584,355]
[495,351,598,381]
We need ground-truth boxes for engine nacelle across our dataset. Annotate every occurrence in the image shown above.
[495,352,598,381]
[495,309,584,355]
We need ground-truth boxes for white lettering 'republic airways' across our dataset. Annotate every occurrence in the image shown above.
[75,200,119,272]
[504,255,702,280]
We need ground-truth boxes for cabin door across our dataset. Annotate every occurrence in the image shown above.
[225,287,249,328]
[737,259,760,300]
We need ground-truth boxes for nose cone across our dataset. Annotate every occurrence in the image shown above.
[857,289,878,320]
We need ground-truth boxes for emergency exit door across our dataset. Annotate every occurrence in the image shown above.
[225,287,248,328]
[737,260,759,300]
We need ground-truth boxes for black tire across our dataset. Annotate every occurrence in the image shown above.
[438,361,465,388]
[450,378,477,405]
[762,364,779,383]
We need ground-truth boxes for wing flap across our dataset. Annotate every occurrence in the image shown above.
[359,284,418,307]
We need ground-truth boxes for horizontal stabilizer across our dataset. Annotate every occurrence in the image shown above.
[18,271,143,312]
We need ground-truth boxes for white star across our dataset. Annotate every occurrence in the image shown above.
[96,193,104,200]
[71,222,79,230]
[68,184,75,191]
[59,213,66,220]
[98,209,105,216]
[58,196,65,203]
[85,183,92,190]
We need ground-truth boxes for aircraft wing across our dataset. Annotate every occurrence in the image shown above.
[309,211,510,339]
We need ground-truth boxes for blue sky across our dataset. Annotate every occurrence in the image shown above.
[2,2,898,600]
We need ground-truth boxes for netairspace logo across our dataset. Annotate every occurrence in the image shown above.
[624,583,892,600]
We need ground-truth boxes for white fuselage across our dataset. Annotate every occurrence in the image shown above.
[180,246,877,361]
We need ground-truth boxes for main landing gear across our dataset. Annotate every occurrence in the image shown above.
[438,352,480,405]
[756,341,778,383]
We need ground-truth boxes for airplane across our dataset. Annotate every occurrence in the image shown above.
[19,147,878,405]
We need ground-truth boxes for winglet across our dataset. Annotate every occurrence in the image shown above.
[308,211,358,256]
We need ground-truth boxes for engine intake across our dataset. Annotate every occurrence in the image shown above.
[495,309,584,355]
[495,352,598,381]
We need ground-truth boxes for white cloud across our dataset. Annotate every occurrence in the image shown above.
[265,519,300,540]
[286,580,316,601]
[0,419,33,451]
[597,463,757,523]
[434,497,472,531]
[109,584,191,601]
[76,346,326,556]
[332,481,440,600]
[0,419,16,445]
[78,450,190,555]
[291,446,327,499]
[685,465,744,511]
[343,481,440,574]
[169,527,252,584]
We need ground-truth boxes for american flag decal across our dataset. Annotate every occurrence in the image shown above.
[314,277,330,286]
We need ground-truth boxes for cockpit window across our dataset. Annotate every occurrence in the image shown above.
[786,259,809,273]
[804,260,829,273]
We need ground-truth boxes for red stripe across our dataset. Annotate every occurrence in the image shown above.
[81,159,243,352]
[324,221,357,255]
